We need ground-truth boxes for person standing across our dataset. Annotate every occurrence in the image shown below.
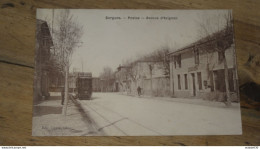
[137,86,142,96]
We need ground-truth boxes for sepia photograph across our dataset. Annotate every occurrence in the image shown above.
[32,9,242,136]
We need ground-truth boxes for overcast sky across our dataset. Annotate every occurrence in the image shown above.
[37,9,229,77]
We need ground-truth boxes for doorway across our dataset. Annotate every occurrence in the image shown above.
[191,73,196,96]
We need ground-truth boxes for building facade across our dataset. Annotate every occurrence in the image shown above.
[129,61,169,96]
[34,19,53,101]
[116,61,170,96]
[92,77,101,92]
[168,30,238,101]
[115,65,131,93]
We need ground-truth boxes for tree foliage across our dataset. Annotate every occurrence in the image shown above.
[52,10,83,72]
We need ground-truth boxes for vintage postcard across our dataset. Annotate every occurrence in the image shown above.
[32,9,242,136]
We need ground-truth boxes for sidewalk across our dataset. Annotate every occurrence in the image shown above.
[119,92,240,109]
[32,93,98,136]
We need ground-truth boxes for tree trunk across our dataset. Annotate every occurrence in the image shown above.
[223,55,231,106]
[62,64,69,116]
[150,71,153,96]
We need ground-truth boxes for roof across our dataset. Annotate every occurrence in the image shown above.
[36,19,54,47]
[117,65,131,71]
[168,28,233,56]
[77,76,92,79]
[78,72,92,77]
[135,60,162,63]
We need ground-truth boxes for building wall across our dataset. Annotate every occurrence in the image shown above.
[92,78,101,92]
[135,62,165,79]
[169,45,238,101]
[34,20,52,101]
[141,77,170,96]
[128,61,169,96]
[115,67,130,93]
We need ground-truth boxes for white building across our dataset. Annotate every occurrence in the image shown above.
[116,61,170,96]
[168,30,239,101]
[129,60,169,96]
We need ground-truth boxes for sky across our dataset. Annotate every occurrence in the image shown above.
[37,9,229,77]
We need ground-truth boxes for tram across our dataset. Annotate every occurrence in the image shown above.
[76,72,92,100]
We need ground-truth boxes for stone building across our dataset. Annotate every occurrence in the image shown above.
[116,61,170,96]
[115,65,131,93]
[92,77,101,92]
[129,60,169,96]
[168,29,238,101]
[34,19,53,101]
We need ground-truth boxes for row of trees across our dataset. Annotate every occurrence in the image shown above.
[99,66,116,92]
[48,10,83,115]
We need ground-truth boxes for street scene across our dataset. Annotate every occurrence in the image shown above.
[33,92,241,136]
[32,9,242,136]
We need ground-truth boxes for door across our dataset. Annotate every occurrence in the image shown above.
[191,73,196,96]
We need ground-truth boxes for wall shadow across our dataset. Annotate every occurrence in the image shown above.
[33,106,62,117]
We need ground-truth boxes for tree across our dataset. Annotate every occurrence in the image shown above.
[99,66,115,92]
[148,63,154,95]
[53,10,83,115]
[139,47,170,78]
[127,62,138,95]
[198,11,233,106]
[152,47,170,78]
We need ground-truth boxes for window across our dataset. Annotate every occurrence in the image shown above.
[178,74,181,90]
[178,54,181,68]
[197,72,202,90]
[194,49,199,64]
[174,55,177,68]
[176,54,181,68]
[218,51,225,63]
[174,55,182,68]
[184,74,188,90]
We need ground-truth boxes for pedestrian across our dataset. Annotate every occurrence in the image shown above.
[137,86,141,96]
[61,87,65,105]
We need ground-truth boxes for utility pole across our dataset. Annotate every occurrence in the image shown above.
[81,57,84,72]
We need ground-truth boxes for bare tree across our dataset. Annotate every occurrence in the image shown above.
[148,63,154,94]
[198,11,233,106]
[152,47,170,78]
[127,62,138,95]
[53,10,83,115]
[100,66,115,92]
[139,47,170,78]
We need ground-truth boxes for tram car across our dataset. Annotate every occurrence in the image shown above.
[76,72,92,100]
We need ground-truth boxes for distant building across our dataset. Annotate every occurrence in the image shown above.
[116,61,170,96]
[68,72,93,92]
[68,72,77,92]
[129,60,169,96]
[115,65,131,93]
[34,19,53,101]
[99,78,116,92]
[92,77,101,92]
[168,29,238,101]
